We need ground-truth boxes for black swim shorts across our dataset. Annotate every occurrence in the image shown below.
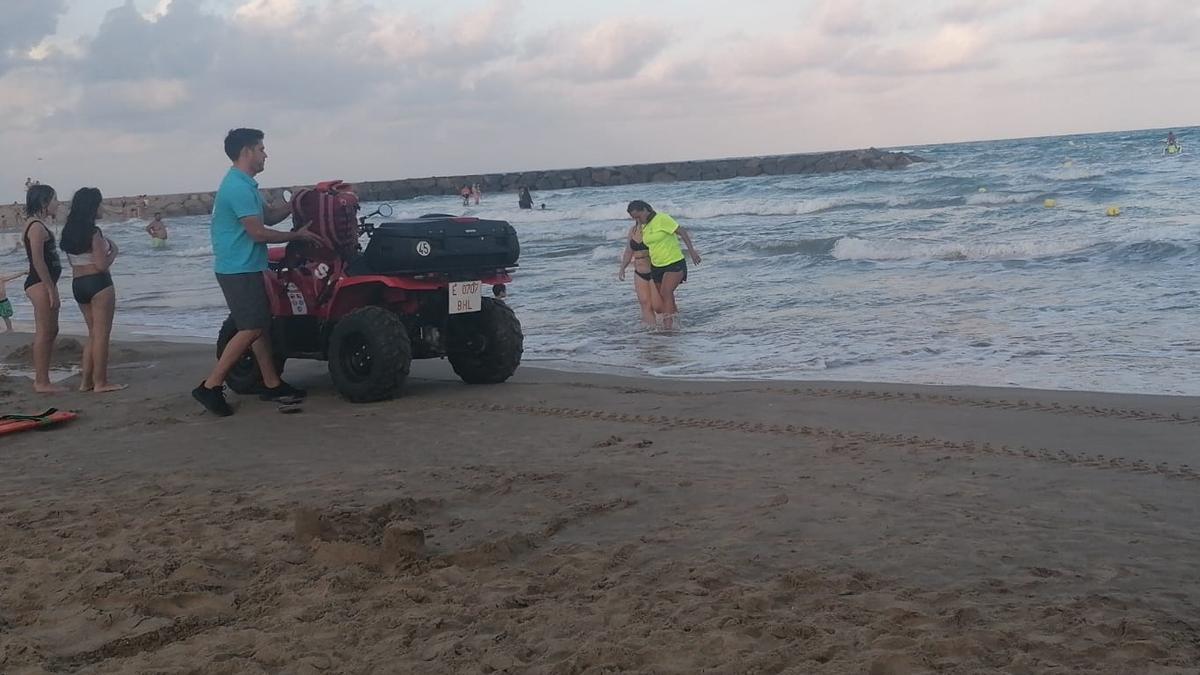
[650,259,687,284]
[216,272,271,331]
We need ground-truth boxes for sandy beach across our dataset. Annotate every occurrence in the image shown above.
[1,330,1198,674]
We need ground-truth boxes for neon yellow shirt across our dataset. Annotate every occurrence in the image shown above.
[642,213,685,267]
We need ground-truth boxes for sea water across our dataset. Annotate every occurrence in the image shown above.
[3,126,1197,394]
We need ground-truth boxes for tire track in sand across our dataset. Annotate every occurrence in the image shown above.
[545,382,1200,426]
[440,401,1200,482]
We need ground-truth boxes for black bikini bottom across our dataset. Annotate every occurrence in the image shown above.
[72,272,114,304]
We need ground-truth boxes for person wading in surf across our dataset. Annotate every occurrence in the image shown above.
[625,200,700,330]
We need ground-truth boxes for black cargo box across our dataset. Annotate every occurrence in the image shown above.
[355,215,520,274]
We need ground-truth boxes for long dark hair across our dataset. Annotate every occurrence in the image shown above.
[61,187,103,255]
[627,200,656,221]
[25,184,56,218]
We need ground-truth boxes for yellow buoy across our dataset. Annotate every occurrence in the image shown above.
[1106,206,1121,217]
[1044,199,1057,208]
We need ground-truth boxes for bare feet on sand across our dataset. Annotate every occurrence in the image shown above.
[93,384,127,393]
[33,383,67,394]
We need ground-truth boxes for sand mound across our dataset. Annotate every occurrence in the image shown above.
[3,337,84,366]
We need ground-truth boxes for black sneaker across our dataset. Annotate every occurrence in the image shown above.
[192,382,233,416]
[258,380,307,401]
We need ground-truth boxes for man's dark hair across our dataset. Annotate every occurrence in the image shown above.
[224,128,264,162]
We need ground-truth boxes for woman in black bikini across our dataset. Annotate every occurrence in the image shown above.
[60,188,125,393]
[22,184,63,393]
[617,217,658,327]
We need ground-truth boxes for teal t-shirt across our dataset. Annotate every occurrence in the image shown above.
[210,167,267,274]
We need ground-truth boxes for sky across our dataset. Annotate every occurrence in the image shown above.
[1,0,1197,201]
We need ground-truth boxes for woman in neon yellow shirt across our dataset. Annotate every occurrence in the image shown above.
[626,200,701,330]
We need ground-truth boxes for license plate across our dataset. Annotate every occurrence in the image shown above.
[449,280,481,314]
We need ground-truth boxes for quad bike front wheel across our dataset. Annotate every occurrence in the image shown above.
[447,297,524,384]
[328,307,412,402]
[216,315,285,395]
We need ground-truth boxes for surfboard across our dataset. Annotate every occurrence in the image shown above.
[0,409,79,436]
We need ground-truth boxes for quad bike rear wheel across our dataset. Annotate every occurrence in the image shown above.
[328,307,412,402]
[447,297,523,384]
[216,315,286,395]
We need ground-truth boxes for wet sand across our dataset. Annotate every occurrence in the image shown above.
[1,332,1198,674]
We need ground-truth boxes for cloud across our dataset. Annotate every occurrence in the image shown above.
[0,0,67,74]
[1022,0,1200,43]
[0,0,1196,202]
[517,18,670,83]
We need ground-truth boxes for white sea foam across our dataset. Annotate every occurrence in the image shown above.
[964,192,1039,206]
[830,236,1093,262]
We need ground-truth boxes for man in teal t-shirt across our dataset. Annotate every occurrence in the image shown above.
[192,128,321,417]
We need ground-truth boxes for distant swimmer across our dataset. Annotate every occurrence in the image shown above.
[518,186,533,210]
[145,212,169,248]
[1165,131,1181,155]
[460,185,472,207]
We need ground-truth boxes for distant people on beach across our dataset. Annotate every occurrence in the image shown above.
[60,187,125,393]
[192,128,319,416]
[540,203,546,210]
[625,200,701,331]
[492,283,507,301]
[461,185,472,207]
[24,177,39,190]
[21,184,64,393]
[472,183,482,205]
[146,212,169,248]
[618,210,657,328]
[0,271,23,332]
[518,187,533,210]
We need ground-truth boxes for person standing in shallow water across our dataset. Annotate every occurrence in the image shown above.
[60,187,125,393]
[22,184,64,392]
[626,200,700,330]
[146,212,168,248]
[617,215,657,328]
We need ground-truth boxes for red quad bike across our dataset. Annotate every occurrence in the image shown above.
[216,180,523,402]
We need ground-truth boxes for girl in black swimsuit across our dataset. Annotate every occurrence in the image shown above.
[618,220,658,327]
[60,188,125,393]
[22,184,64,393]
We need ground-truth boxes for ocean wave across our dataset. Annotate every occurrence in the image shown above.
[671,198,846,219]
[964,192,1040,206]
[1038,167,1106,181]
[831,236,1091,262]
[125,245,214,259]
[741,236,841,257]
[1105,240,1197,263]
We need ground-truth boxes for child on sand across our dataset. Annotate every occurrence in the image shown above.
[0,271,22,332]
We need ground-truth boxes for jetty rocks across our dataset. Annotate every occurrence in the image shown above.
[0,148,923,224]
[350,147,924,204]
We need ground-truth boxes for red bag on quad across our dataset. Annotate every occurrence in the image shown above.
[290,180,360,259]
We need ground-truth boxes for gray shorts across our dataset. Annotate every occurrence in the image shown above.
[216,272,271,331]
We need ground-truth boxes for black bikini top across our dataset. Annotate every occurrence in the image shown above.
[629,238,649,252]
